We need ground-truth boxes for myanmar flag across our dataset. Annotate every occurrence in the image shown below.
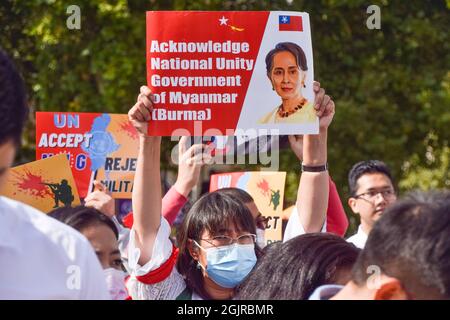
[278,15,303,31]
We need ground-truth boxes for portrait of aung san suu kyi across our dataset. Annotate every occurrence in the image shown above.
[258,42,316,124]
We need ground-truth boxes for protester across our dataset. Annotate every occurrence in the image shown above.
[48,206,128,300]
[124,80,334,300]
[236,233,360,300]
[177,191,261,299]
[310,190,450,300]
[346,160,397,248]
[127,94,254,298]
[0,48,109,299]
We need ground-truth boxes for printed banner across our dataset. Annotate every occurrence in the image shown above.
[0,154,81,213]
[35,112,139,199]
[146,11,317,136]
[209,171,286,246]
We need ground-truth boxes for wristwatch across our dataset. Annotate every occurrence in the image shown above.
[301,163,328,172]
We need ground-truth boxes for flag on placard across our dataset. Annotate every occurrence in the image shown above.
[278,15,303,31]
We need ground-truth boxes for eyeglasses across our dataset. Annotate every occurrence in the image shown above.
[199,234,256,248]
[354,189,396,202]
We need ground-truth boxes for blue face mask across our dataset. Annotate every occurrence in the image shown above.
[195,242,257,289]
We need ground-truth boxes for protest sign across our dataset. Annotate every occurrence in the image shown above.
[0,154,81,213]
[35,112,139,198]
[209,171,286,246]
[146,11,317,136]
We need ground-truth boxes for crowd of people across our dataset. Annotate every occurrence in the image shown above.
[0,47,449,300]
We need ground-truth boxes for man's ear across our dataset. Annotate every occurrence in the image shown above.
[348,197,359,214]
[374,278,408,300]
[187,239,199,261]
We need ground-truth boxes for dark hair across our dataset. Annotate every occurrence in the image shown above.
[215,188,254,204]
[236,233,360,300]
[352,190,450,299]
[0,49,28,147]
[348,160,394,196]
[48,205,119,239]
[265,42,308,76]
[176,190,260,300]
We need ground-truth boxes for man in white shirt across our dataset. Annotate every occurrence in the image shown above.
[312,191,450,300]
[0,49,110,299]
[346,160,397,248]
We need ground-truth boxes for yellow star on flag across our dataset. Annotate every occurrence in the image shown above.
[219,15,244,32]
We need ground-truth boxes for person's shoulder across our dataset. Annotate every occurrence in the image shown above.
[346,232,358,242]
[346,230,365,249]
[0,196,93,259]
[0,197,109,299]
[0,196,50,228]
[0,195,41,214]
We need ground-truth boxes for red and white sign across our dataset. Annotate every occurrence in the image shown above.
[146,11,317,136]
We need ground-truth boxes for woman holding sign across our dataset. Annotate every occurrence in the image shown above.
[259,42,316,124]
[125,87,260,300]
[125,81,333,300]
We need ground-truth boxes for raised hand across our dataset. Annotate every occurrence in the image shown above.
[174,136,213,197]
[84,180,115,218]
[313,81,335,130]
[128,86,154,137]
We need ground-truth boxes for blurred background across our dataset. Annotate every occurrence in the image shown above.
[1,0,449,236]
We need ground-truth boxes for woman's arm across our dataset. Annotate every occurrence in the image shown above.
[133,136,162,265]
[128,86,162,266]
[297,128,329,232]
[295,82,335,233]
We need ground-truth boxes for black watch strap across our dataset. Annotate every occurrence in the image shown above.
[301,163,328,172]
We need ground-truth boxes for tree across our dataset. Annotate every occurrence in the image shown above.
[1,0,448,234]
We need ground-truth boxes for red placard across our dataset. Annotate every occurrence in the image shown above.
[146,11,268,136]
[145,11,317,136]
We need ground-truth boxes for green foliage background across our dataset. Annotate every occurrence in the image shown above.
[1,0,448,235]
